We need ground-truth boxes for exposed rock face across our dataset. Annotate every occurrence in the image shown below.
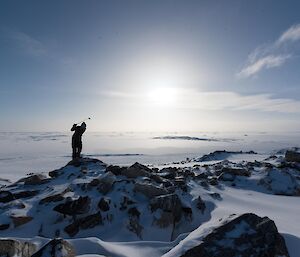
[53,196,91,216]
[31,238,75,257]
[221,167,251,177]
[64,213,102,236]
[285,150,300,162]
[20,174,49,185]
[13,190,39,199]
[150,194,182,228]
[122,162,152,178]
[98,197,110,211]
[11,216,33,227]
[0,239,36,257]
[106,165,126,176]
[97,172,116,194]
[134,182,168,198]
[0,190,14,203]
[180,213,290,257]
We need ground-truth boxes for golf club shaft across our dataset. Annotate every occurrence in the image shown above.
[75,117,91,125]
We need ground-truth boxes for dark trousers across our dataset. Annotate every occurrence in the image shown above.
[72,140,82,159]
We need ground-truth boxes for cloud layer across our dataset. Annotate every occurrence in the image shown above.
[238,23,300,78]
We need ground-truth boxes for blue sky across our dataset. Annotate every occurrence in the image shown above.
[0,0,300,132]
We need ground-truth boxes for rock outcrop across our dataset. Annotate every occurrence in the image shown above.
[180,213,290,257]
[0,239,36,257]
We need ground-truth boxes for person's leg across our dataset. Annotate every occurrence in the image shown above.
[78,142,82,158]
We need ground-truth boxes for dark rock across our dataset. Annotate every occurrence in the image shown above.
[0,239,36,257]
[13,190,39,199]
[106,165,126,176]
[0,190,14,203]
[23,174,50,185]
[97,172,116,194]
[180,213,290,257]
[285,150,300,162]
[128,207,140,218]
[122,162,152,178]
[209,192,222,200]
[11,216,33,227]
[98,197,110,212]
[221,167,251,177]
[120,196,136,210]
[39,193,64,204]
[0,224,9,230]
[134,182,169,198]
[53,196,90,216]
[159,167,177,179]
[31,238,75,257]
[150,193,182,222]
[64,213,102,236]
[67,157,105,167]
[196,196,206,213]
[208,177,218,186]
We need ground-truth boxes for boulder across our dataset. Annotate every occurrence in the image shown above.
[53,196,90,216]
[31,238,75,257]
[180,213,290,257]
[285,150,300,162]
[106,165,126,176]
[122,162,152,178]
[20,174,49,185]
[13,190,39,199]
[196,196,206,213]
[39,193,64,204]
[0,190,14,203]
[0,223,9,230]
[97,172,116,194]
[11,216,33,227]
[0,239,36,257]
[134,182,168,198]
[98,197,110,212]
[64,213,102,236]
[221,167,251,177]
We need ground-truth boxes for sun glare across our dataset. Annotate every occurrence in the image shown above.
[147,87,178,106]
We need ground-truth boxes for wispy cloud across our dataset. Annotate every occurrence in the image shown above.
[100,88,300,114]
[3,28,48,57]
[238,23,300,78]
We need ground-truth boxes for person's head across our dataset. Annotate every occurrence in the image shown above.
[81,122,86,127]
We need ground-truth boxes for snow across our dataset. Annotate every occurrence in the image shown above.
[0,131,300,257]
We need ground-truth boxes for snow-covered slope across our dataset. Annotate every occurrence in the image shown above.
[0,149,299,257]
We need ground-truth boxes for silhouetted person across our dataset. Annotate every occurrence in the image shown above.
[71,122,86,159]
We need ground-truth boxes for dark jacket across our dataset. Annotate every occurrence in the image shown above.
[71,123,86,146]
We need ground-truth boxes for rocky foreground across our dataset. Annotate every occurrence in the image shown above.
[0,149,299,257]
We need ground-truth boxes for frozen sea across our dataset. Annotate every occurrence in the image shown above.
[0,131,299,182]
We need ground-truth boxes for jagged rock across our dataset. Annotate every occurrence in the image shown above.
[285,150,300,162]
[96,171,116,194]
[158,167,177,179]
[19,174,49,185]
[150,194,182,227]
[218,172,235,181]
[40,193,64,204]
[53,196,91,215]
[196,196,206,213]
[0,224,9,230]
[13,190,39,199]
[122,162,152,178]
[125,206,142,238]
[98,197,110,212]
[31,238,75,257]
[67,157,105,167]
[221,167,251,177]
[208,177,218,186]
[106,165,126,176]
[134,182,168,198]
[64,213,102,236]
[209,192,222,200]
[120,196,136,210]
[0,239,36,257]
[0,190,14,203]
[180,213,290,257]
[11,216,33,227]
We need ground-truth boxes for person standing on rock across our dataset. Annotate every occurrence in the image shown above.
[71,122,86,159]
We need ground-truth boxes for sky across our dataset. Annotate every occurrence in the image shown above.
[0,0,300,132]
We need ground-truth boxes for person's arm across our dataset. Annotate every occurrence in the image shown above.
[71,124,77,131]
[80,122,87,134]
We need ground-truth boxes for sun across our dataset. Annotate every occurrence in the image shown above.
[147,87,178,106]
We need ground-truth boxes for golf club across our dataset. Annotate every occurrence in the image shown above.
[75,117,91,125]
